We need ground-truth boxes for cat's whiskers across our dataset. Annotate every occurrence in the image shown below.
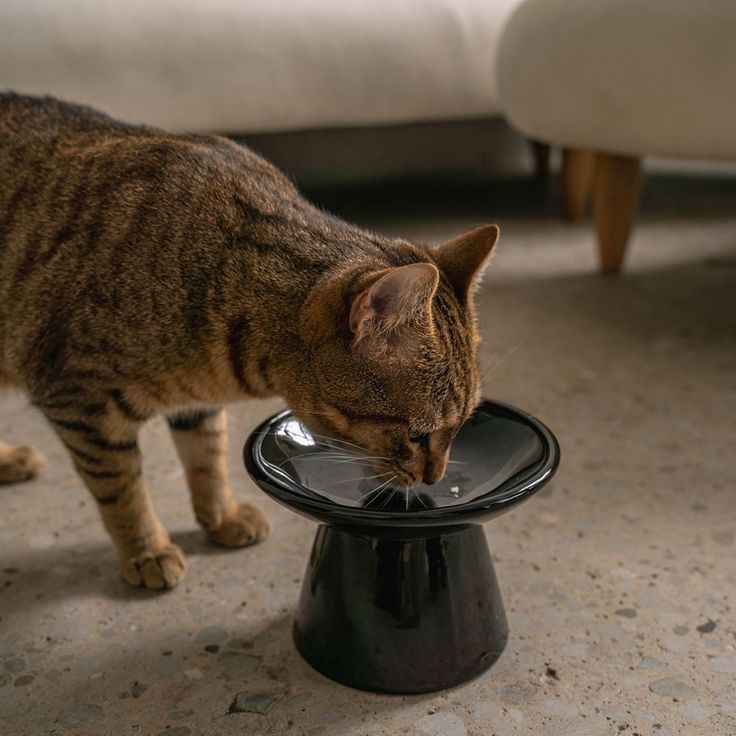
[265,427,393,471]
[267,424,461,482]
[274,450,356,468]
[318,455,392,470]
[412,488,428,509]
[357,475,397,505]
[283,455,391,473]
[331,471,390,486]
[479,337,526,384]
[301,435,393,472]
[308,432,391,461]
[478,322,520,378]
[284,419,392,460]
[259,425,387,462]
[479,322,520,367]
[377,485,400,510]
[308,434,370,452]
[310,443,392,465]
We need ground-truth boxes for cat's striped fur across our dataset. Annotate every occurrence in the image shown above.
[0,93,498,589]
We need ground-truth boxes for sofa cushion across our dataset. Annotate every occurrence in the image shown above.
[1,0,520,133]
[497,0,736,160]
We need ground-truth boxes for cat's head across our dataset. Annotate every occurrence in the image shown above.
[290,225,499,488]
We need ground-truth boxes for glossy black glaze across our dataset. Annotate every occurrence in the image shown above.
[294,524,507,693]
[244,400,560,533]
[243,399,560,693]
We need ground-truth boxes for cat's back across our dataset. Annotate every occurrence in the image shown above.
[0,92,150,216]
[0,93,302,346]
[0,95,230,303]
[2,93,220,184]
[0,92,293,213]
[1,91,131,139]
[0,93,308,319]
[0,92,143,168]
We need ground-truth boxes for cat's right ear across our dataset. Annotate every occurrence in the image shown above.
[431,224,500,304]
[349,263,439,346]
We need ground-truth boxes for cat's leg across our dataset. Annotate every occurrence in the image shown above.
[0,374,46,483]
[0,440,46,484]
[39,398,185,589]
[167,408,270,547]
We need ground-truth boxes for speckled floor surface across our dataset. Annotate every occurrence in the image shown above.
[2,174,735,736]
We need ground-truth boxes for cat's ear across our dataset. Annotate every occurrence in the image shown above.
[431,224,499,303]
[349,262,439,342]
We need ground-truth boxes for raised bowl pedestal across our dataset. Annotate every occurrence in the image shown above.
[244,400,560,693]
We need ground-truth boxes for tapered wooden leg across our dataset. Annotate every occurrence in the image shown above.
[530,140,551,180]
[560,148,595,220]
[593,153,642,274]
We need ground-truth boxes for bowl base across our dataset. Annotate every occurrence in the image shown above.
[293,524,508,693]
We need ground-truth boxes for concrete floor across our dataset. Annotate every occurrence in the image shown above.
[1,174,735,736]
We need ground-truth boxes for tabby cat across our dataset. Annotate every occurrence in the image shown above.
[0,93,499,590]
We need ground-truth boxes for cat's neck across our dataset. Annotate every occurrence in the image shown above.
[216,202,414,400]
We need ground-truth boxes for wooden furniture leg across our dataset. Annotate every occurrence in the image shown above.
[593,153,642,274]
[560,148,595,220]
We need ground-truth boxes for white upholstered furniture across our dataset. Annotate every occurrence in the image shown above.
[0,0,521,134]
[5,0,733,274]
[497,0,736,272]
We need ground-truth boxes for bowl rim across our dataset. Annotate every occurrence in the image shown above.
[243,398,560,528]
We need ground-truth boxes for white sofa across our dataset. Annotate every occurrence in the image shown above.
[0,0,521,133]
[6,0,733,274]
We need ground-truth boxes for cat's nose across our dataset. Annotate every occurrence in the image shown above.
[422,465,445,485]
[423,453,449,485]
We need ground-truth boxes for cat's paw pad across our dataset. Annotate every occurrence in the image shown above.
[0,446,46,484]
[123,543,186,590]
[207,503,271,548]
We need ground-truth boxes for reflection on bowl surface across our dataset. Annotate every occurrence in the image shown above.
[254,402,547,512]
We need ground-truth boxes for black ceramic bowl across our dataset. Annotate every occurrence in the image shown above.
[243,399,560,693]
[245,399,559,531]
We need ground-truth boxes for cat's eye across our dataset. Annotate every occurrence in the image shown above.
[408,430,429,447]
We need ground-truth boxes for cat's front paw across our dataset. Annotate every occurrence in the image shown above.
[0,446,46,484]
[207,503,271,548]
[123,543,186,590]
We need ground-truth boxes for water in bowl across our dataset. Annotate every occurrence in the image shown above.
[256,403,545,511]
